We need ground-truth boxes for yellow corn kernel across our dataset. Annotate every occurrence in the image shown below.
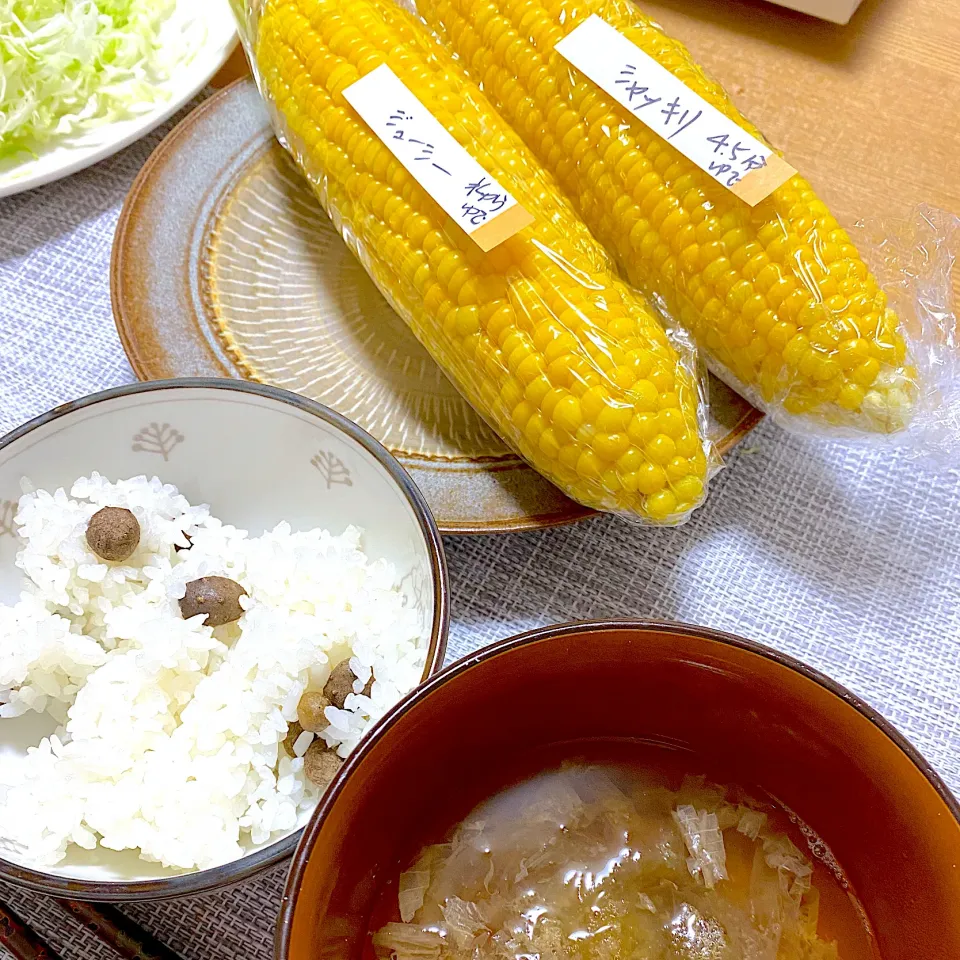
[251,0,709,521]
[419,0,917,433]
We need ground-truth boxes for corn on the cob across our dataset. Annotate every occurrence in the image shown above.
[244,0,710,521]
[418,0,917,432]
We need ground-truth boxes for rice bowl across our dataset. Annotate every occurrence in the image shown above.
[0,379,447,899]
[1,473,427,871]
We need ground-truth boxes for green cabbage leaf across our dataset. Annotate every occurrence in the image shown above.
[0,0,196,162]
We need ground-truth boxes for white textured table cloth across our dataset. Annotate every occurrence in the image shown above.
[0,99,958,960]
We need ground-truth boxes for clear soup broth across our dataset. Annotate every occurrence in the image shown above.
[367,742,880,960]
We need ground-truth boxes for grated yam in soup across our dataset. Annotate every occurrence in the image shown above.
[373,764,867,960]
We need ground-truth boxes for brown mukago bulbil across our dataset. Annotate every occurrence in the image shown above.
[322,659,373,709]
[282,721,304,758]
[179,576,246,626]
[303,741,342,787]
[85,507,140,562]
[297,691,332,732]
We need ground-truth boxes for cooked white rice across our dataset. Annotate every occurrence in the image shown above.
[0,475,427,871]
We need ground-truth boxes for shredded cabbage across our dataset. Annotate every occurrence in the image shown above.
[0,0,200,163]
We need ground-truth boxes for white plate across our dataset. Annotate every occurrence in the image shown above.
[0,0,238,200]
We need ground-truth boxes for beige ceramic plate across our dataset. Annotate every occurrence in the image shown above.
[112,79,762,535]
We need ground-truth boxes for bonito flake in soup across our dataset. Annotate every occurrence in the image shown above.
[373,763,870,960]
[0,474,426,871]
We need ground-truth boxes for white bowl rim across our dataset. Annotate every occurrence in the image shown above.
[0,377,450,901]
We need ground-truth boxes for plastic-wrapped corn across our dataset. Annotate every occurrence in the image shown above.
[232,0,712,522]
[417,0,923,434]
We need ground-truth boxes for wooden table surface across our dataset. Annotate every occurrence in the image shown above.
[211,0,959,302]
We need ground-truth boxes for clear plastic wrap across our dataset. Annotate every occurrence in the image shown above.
[845,205,959,457]
[415,0,960,451]
[231,0,714,525]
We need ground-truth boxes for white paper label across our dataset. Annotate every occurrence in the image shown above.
[343,64,534,251]
[554,15,795,205]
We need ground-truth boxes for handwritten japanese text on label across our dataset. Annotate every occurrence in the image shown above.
[343,65,533,250]
[554,16,795,205]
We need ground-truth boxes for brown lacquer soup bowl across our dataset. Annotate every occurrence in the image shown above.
[277,620,960,960]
